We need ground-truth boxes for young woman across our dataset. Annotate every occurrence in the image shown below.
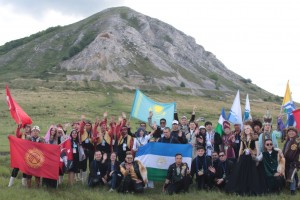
[132,127,153,152]
[68,129,80,185]
[225,124,265,195]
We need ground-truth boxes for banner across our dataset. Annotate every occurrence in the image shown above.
[6,85,32,127]
[135,142,192,181]
[228,90,243,126]
[8,135,60,180]
[131,90,176,127]
[215,107,226,136]
[282,80,296,126]
[244,93,252,121]
[292,109,300,131]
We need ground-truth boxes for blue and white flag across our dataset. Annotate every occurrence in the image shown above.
[244,94,252,121]
[228,90,243,126]
[135,142,192,181]
[131,89,176,127]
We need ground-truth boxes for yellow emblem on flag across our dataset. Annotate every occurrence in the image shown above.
[25,148,45,169]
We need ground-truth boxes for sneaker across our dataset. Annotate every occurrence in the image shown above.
[109,188,114,192]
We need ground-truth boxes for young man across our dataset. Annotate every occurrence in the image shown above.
[88,150,108,187]
[148,111,167,140]
[164,153,191,195]
[191,146,215,190]
[215,151,234,189]
[283,127,300,195]
[205,121,222,156]
[157,127,180,144]
[119,151,148,193]
[257,139,285,193]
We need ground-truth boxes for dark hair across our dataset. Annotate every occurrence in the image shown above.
[160,118,166,122]
[196,146,205,151]
[175,153,182,157]
[218,151,225,155]
[264,139,272,143]
[204,121,212,126]
[126,151,133,156]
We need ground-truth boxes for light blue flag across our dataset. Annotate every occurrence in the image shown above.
[131,90,176,127]
[244,93,252,121]
[135,143,192,181]
[228,90,243,126]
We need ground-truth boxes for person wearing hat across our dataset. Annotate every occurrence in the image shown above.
[94,112,112,155]
[8,124,32,187]
[232,123,242,160]
[258,111,281,154]
[170,120,180,138]
[117,113,133,163]
[205,121,222,156]
[283,126,300,195]
[191,146,215,190]
[173,105,196,135]
[26,125,45,188]
[221,121,236,163]
[78,116,96,185]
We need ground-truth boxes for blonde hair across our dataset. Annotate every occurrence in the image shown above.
[241,124,254,141]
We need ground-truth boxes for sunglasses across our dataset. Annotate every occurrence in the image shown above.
[219,154,225,157]
[160,121,166,124]
[265,143,273,146]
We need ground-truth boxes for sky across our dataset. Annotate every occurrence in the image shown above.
[1,0,300,102]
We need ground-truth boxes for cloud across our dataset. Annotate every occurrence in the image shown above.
[0,0,125,17]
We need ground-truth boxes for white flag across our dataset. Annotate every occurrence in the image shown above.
[228,90,243,126]
[244,94,252,121]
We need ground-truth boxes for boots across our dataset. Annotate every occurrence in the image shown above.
[58,175,64,185]
[82,171,87,185]
[22,177,27,187]
[8,177,15,187]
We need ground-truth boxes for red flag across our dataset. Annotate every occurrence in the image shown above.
[292,109,300,131]
[6,85,32,127]
[8,135,60,180]
[60,137,73,160]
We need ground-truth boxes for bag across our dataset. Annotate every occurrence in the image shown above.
[78,145,86,161]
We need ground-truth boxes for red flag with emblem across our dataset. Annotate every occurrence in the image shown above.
[6,85,32,127]
[8,135,60,180]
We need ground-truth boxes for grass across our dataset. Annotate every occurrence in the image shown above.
[0,87,299,199]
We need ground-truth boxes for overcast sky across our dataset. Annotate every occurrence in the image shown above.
[1,0,300,103]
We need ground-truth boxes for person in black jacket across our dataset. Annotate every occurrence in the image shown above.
[106,152,122,192]
[88,150,108,187]
[157,127,180,144]
[191,146,216,190]
[163,153,191,195]
[215,151,234,189]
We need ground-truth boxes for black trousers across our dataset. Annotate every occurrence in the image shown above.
[11,168,27,178]
[167,176,191,195]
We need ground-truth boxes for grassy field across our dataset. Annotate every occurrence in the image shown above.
[0,87,298,199]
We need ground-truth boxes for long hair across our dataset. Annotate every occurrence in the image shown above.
[241,124,254,142]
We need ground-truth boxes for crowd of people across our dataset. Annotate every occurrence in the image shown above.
[7,108,300,196]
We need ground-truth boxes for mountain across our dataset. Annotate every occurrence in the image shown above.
[0,7,279,101]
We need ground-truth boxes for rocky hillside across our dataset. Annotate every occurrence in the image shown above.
[0,7,275,100]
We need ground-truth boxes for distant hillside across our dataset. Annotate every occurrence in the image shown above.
[0,7,281,102]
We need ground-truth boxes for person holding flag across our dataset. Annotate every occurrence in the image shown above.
[8,124,31,187]
[6,85,33,187]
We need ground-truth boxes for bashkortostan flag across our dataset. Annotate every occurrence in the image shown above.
[135,142,192,181]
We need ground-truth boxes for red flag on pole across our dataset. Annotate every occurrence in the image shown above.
[292,109,300,131]
[6,85,32,127]
[8,135,60,180]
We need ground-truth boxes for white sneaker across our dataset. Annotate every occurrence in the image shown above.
[109,188,114,192]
